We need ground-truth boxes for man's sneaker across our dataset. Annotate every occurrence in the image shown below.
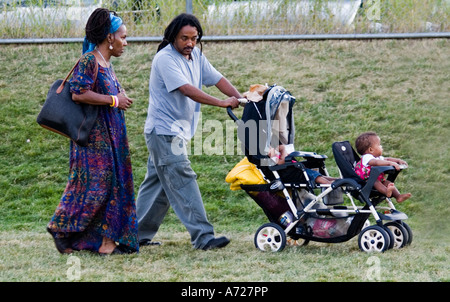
[139,239,162,246]
[201,236,230,250]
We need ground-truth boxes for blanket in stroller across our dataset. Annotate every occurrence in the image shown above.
[225,157,266,190]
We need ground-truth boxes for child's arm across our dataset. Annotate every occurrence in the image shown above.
[268,147,282,165]
[367,158,402,170]
[278,145,289,165]
[268,145,289,165]
[384,157,408,166]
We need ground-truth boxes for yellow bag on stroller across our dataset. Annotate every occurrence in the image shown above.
[225,157,266,190]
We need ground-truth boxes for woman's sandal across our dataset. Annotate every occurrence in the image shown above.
[99,244,135,256]
[99,247,125,256]
[47,227,73,254]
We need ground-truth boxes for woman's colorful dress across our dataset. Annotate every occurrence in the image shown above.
[47,53,139,253]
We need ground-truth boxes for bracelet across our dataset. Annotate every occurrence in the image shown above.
[110,95,119,108]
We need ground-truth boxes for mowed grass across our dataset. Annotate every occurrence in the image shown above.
[0,39,449,282]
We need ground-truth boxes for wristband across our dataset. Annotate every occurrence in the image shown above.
[110,95,119,108]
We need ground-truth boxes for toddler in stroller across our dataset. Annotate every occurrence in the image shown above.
[237,84,334,187]
[354,132,411,203]
[227,85,412,253]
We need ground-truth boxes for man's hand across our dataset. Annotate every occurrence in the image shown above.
[223,96,239,109]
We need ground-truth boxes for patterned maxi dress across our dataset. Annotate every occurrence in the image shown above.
[47,53,139,253]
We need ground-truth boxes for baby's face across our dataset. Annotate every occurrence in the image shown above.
[369,136,383,157]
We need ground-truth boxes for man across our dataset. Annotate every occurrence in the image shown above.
[136,13,241,250]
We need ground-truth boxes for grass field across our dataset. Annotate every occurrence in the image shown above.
[0,39,449,283]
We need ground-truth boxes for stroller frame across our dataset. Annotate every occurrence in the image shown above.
[227,88,412,253]
[250,151,409,252]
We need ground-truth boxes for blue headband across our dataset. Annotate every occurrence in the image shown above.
[82,13,123,54]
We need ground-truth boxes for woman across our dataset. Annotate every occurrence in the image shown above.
[47,8,138,255]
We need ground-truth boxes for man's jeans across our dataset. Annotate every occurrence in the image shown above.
[136,130,215,249]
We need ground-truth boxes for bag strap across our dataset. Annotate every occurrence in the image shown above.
[56,52,99,94]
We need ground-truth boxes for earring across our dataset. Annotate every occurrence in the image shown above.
[109,44,113,50]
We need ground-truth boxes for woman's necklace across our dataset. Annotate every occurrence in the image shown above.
[96,49,119,91]
[96,48,110,68]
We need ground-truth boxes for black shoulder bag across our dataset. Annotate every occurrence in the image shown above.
[37,55,99,147]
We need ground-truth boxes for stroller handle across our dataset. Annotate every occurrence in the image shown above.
[227,106,239,122]
[227,98,248,122]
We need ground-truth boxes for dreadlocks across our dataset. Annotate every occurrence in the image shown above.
[157,13,203,53]
[85,8,114,46]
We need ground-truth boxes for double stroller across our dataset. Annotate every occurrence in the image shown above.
[226,85,412,253]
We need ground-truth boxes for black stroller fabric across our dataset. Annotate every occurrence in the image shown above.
[332,141,363,184]
[238,99,268,165]
[237,86,296,167]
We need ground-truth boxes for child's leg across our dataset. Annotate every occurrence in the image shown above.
[374,180,393,197]
[392,189,412,203]
[384,180,412,203]
[314,175,336,184]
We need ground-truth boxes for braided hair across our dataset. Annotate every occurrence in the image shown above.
[85,8,117,46]
[157,13,203,53]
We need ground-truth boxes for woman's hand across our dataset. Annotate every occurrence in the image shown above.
[117,93,133,111]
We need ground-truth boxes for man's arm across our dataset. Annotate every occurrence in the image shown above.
[178,80,240,108]
[215,77,242,99]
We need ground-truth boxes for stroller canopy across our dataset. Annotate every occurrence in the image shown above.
[238,85,296,166]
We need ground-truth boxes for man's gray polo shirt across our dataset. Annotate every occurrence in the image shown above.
[144,44,223,140]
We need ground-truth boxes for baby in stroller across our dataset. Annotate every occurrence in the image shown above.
[239,85,335,188]
[268,144,335,185]
[354,132,411,203]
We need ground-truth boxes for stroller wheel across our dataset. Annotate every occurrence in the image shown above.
[254,223,287,252]
[401,222,413,246]
[382,226,395,250]
[358,225,391,253]
[384,222,409,249]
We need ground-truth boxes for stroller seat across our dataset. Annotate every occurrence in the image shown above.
[332,141,401,204]
[232,85,330,190]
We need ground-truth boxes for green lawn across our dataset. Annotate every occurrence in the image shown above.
[0,39,448,282]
